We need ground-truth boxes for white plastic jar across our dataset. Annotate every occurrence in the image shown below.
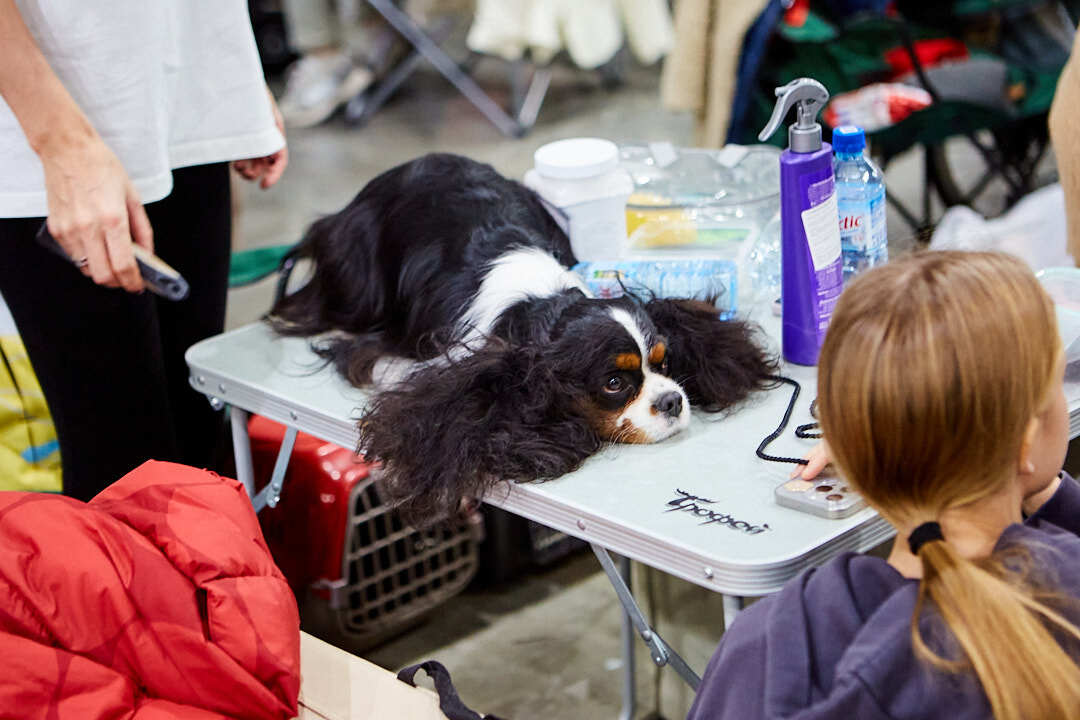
[524,138,634,261]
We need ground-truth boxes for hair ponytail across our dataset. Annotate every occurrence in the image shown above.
[914,542,1080,720]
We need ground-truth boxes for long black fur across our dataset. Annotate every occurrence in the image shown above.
[359,340,603,523]
[268,153,572,385]
[642,298,779,412]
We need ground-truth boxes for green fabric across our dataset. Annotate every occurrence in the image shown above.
[953,0,1060,15]
[1016,68,1063,117]
[229,245,295,288]
[776,9,838,43]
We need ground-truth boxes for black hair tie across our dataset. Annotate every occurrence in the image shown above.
[908,521,945,554]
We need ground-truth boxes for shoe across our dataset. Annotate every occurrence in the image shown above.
[277,52,374,128]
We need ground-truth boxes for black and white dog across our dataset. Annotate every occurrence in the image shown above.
[269,154,776,519]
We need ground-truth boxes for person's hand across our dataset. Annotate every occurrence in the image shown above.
[1022,473,1063,516]
[39,131,152,292]
[233,87,288,189]
[791,441,832,480]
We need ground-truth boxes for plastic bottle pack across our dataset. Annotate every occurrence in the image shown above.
[572,259,738,319]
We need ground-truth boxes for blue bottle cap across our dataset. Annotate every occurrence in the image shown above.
[832,125,866,155]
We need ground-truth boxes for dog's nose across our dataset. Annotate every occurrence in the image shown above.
[653,391,684,418]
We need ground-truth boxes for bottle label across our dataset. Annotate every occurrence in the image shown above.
[869,190,886,251]
[838,185,885,253]
[799,172,844,351]
[801,183,842,271]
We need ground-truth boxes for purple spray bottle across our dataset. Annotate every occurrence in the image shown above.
[758,79,842,366]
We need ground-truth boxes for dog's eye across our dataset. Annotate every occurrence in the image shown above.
[604,376,625,393]
[660,357,669,374]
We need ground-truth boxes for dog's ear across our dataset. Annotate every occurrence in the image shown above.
[644,298,778,412]
[357,341,602,524]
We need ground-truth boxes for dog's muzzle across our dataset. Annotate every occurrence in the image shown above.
[652,391,684,419]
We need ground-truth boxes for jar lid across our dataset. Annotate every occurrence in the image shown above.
[534,138,620,180]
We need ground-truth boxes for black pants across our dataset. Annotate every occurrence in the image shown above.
[0,163,231,501]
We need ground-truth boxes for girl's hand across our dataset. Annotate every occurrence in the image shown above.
[233,87,288,189]
[39,131,152,293]
[1022,474,1063,516]
[791,441,832,480]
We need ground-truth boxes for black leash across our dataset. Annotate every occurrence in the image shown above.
[756,375,821,466]
[796,398,822,439]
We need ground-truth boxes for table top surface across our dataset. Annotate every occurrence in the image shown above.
[186,312,1080,596]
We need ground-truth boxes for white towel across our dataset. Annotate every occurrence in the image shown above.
[467,0,672,69]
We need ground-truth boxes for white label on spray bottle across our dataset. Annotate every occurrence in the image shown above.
[801,191,842,271]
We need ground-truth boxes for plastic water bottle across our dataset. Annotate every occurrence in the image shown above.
[832,126,886,284]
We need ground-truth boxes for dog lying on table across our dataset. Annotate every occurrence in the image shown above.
[268,153,776,519]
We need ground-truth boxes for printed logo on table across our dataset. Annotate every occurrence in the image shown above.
[665,489,771,535]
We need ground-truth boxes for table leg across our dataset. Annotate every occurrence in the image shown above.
[365,0,529,137]
[722,594,744,632]
[252,425,298,514]
[229,406,255,498]
[618,554,635,720]
[591,544,702,693]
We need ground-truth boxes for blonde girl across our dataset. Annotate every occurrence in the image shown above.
[688,251,1080,720]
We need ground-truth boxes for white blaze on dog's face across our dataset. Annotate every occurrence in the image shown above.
[588,307,690,443]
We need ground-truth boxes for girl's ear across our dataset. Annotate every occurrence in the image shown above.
[1018,417,1040,476]
[357,341,602,525]
[643,298,779,412]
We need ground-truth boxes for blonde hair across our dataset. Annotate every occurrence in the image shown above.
[817,251,1080,720]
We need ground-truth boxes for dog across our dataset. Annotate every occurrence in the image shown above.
[268,153,776,520]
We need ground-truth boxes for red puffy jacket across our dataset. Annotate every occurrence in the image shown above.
[0,461,300,719]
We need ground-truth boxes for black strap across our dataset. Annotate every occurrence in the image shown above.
[397,661,507,720]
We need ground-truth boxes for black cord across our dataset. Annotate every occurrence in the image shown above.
[796,397,823,439]
[756,375,812,465]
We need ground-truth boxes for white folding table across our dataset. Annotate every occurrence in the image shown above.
[188,313,1080,718]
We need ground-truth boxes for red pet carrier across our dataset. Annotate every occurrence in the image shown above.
[248,415,482,644]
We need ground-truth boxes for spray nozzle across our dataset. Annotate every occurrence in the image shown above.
[758,78,830,153]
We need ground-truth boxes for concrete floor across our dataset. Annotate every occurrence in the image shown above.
[227,55,1059,720]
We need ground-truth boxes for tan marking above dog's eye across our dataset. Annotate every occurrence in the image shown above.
[648,342,666,365]
[614,353,641,370]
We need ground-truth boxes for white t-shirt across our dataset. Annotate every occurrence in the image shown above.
[0,0,285,218]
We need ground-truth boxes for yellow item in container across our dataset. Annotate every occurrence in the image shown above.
[0,335,61,492]
[625,192,699,248]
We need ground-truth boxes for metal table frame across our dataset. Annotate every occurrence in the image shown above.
[347,0,551,137]
[188,319,904,718]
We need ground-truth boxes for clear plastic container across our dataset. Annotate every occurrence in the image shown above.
[618,143,782,306]
[524,138,634,261]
